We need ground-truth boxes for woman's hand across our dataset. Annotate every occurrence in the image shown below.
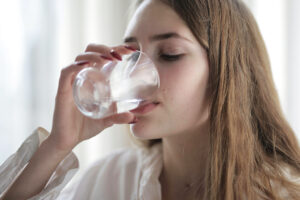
[48,44,136,153]
[2,44,138,200]
[3,44,137,200]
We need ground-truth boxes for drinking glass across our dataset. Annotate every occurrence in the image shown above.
[72,51,160,119]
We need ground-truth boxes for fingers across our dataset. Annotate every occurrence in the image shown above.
[111,46,136,58]
[85,44,112,57]
[102,112,136,126]
[75,52,114,64]
[56,44,138,105]
[75,52,113,66]
[74,44,136,65]
[113,112,136,124]
[57,61,91,95]
[83,43,136,61]
[84,112,135,138]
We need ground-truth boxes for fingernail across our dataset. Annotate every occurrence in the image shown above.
[76,61,90,66]
[124,45,137,51]
[100,55,113,61]
[110,51,122,61]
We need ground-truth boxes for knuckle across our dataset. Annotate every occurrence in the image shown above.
[75,53,85,61]
[60,64,73,77]
[85,43,96,52]
[60,66,68,75]
[112,45,125,51]
[85,43,110,53]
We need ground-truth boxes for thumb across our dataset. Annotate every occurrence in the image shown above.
[103,112,136,125]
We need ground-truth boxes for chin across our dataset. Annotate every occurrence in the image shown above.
[130,125,153,140]
[129,122,162,140]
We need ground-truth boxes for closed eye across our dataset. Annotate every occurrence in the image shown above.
[160,54,183,62]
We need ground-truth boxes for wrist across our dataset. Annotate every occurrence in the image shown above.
[42,136,74,158]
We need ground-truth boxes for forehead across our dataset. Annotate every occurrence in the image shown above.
[124,0,195,42]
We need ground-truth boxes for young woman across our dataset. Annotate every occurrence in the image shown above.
[1,0,299,199]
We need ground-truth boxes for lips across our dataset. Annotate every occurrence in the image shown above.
[129,101,160,115]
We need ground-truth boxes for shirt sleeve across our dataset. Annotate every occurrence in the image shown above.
[0,127,79,200]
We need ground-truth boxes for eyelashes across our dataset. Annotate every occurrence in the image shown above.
[126,51,183,63]
[158,46,184,62]
[159,54,183,62]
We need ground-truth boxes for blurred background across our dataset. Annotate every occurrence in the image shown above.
[0,0,299,181]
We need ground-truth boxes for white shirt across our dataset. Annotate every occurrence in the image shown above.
[1,128,299,200]
[0,127,163,200]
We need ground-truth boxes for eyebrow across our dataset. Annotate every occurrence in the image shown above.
[123,32,192,43]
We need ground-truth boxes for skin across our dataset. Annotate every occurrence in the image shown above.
[2,38,137,200]
[125,0,211,199]
[2,0,210,199]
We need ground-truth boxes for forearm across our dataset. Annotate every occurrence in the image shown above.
[3,137,71,200]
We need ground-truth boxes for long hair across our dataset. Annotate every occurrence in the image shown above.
[130,0,300,199]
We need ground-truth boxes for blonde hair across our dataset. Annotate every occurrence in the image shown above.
[128,0,300,199]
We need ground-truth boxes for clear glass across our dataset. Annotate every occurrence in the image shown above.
[72,51,160,119]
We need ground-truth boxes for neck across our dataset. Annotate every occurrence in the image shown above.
[159,122,210,200]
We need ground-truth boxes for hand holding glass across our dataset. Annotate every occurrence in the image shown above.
[73,51,160,119]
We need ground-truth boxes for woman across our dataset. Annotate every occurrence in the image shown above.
[1,0,300,199]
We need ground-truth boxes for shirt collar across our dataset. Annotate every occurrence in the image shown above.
[139,143,163,200]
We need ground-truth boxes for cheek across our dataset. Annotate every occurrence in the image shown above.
[130,56,210,139]
[160,59,210,125]
[160,59,208,105]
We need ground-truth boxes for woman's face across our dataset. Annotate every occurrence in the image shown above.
[125,0,210,139]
